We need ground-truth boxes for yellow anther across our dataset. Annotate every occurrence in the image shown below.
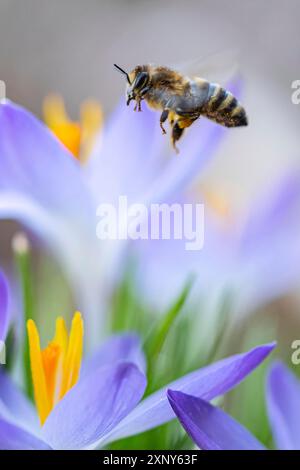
[60,312,84,398]
[43,94,102,160]
[27,312,84,425]
[54,317,68,356]
[41,342,61,409]
[27,320,51,425]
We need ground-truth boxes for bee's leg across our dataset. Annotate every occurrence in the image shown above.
[171,116,196,152]
[160,109,169,134]
[135,88,150,112]
[134,98,142,112]
[171,122,184,154]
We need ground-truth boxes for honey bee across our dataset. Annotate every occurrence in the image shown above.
[114,63,248,153]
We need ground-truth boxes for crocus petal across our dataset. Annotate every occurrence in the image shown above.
[82,333,146,377]
[42,362,147,450]
[0,100,94,218]
[133,210,230,312]
[142,121,225,206]
[102,342,275,444]
[0,416,50,450]
[0,270,9,341]
[0,101,107,346]
[141,78,241,205]
[85,101,162,205]
[135,169,300,316]
[0,371,39,433]
[167,390,265,450]
[267,362,300,450]
[234,170,300,313]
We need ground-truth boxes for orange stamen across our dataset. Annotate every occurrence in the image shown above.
[27,312,84,425]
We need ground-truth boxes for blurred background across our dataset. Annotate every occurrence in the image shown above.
[0,1,299,326]
[0,0,299,208]
[0,0,300,448]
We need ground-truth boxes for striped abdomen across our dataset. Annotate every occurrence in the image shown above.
[202,83,248,128]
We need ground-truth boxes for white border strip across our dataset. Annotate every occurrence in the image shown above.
[0,80,6,100]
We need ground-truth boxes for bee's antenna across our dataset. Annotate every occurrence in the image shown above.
[114,64,131,84]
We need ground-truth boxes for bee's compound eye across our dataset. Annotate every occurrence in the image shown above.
[133,72,149,91]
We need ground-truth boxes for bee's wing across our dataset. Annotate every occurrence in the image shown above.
[169,49,240,85]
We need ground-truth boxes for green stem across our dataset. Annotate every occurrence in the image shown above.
[13,234,34,399]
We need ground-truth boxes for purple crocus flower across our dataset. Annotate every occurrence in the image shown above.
[0,98,227,346]
[0,274,275,450]
[135,168,300,316]
[167,361,299,450]
[266,361,300,450]
[0,340,275,450]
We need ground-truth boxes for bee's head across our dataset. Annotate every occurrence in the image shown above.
[114,64,150,105]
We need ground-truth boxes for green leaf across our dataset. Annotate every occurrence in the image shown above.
[145,275,195,391]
